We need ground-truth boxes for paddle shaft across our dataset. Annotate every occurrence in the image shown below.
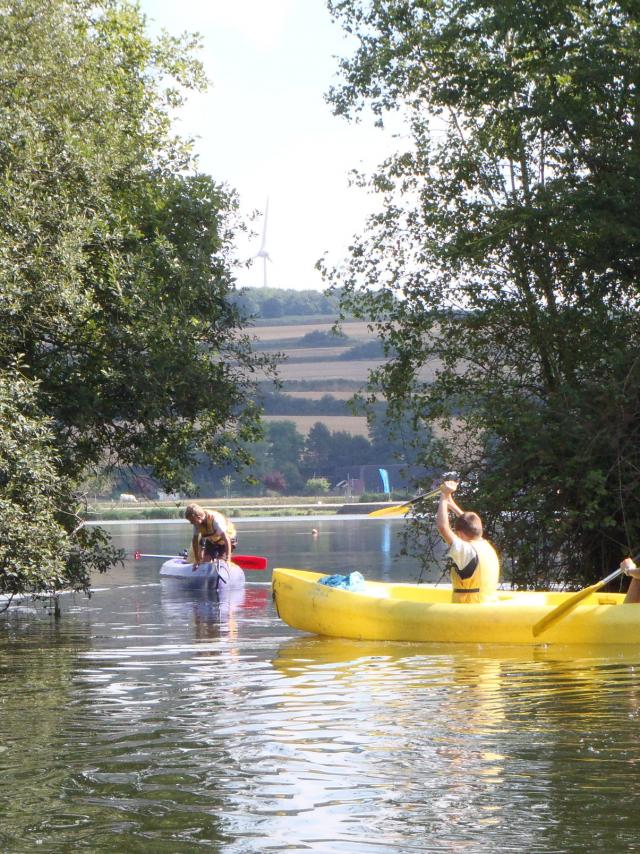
[595,566,626,589]
[368,487,442,518]
[133,552,267,570]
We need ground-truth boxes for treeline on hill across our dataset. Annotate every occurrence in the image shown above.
[196,415,425,496]
[193,420,410,496]
[87,414,425,500]
[261,392,352,416]
[231,287,352,321]
[260,386,393,416]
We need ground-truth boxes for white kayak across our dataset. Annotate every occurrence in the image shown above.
[159,557,245,587]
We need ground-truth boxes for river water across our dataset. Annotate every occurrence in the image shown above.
[2,516,640,852]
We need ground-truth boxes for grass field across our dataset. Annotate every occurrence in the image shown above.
[272,359,385,382]
[263,414,370,437]
[252,320,373,343]
[283,390,359,400]
[253,315,438,437]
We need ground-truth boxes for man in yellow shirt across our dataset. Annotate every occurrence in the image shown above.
[436,480,500,603]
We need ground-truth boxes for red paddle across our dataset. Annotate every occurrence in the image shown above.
[134,552,267,570]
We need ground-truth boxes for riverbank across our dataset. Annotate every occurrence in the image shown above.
[84,496,398,521]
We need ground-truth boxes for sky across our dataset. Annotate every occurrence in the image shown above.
[137,0,395,292]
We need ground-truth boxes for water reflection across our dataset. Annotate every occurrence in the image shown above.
[160,581,271,644]
[269,636,640,847]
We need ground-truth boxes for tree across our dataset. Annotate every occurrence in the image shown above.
[0,0,272,599]
[0,366,121,608]
[305,422,333,472]
[277,460,306,494]
[265,421,306,472]
[263,422,306,494]
[304,477,330,496]
[325,0,640,587]
[222,475,233,499]
[263,471,287,493]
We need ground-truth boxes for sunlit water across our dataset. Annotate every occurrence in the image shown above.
[2,517,640,852]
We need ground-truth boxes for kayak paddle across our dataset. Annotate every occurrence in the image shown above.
[532,551,640,637]
[134,552,268,570]
[367,487,441,518]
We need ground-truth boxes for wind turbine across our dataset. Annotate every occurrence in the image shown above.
[254,197,272,287]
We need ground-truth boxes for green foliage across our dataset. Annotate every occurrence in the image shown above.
[0,367,121,603]
[232,287,343,320]
[0,369,68,599]
[305,421,376,479]
[358,490,407,504]
[0,0,271,599]
[304,477,330,496]
[298,329,346,346]
[326,0,640,587]
[263,471,288,493]
[266,422,307,471]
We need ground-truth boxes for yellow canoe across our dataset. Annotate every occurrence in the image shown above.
[272,568,640,645]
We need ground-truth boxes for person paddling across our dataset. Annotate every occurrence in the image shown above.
[436,480,500,603]
[621,557,640,603]
[185,503,237,571]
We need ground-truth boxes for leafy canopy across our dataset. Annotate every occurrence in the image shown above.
[0,0,273,600]
[325,0,640,586]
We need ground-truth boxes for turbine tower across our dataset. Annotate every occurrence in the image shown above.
[254,197,272,287]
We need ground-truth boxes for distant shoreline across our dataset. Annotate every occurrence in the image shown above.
[84,498,398,522]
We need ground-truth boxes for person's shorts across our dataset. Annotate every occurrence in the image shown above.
[202,537,237,560]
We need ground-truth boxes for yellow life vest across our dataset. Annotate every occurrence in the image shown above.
[197,510,237,545]
[450,538,500,604]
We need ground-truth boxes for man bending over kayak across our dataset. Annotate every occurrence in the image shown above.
[436,481,500,603]
[185,503,237,571]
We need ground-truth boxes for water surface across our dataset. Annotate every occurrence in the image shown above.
[2,517,640,852]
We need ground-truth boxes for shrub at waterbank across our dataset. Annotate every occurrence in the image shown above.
[0,370,121,607]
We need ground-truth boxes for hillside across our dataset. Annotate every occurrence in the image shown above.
[250,313,439,439]
[253,318,380,437]
[159,288,432,499]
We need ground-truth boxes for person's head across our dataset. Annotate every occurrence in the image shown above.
[453,511,483,540]
[185,503,206,524]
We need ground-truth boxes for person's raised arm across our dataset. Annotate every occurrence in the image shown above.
[436,481,459,545]
[448,494,464,517]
